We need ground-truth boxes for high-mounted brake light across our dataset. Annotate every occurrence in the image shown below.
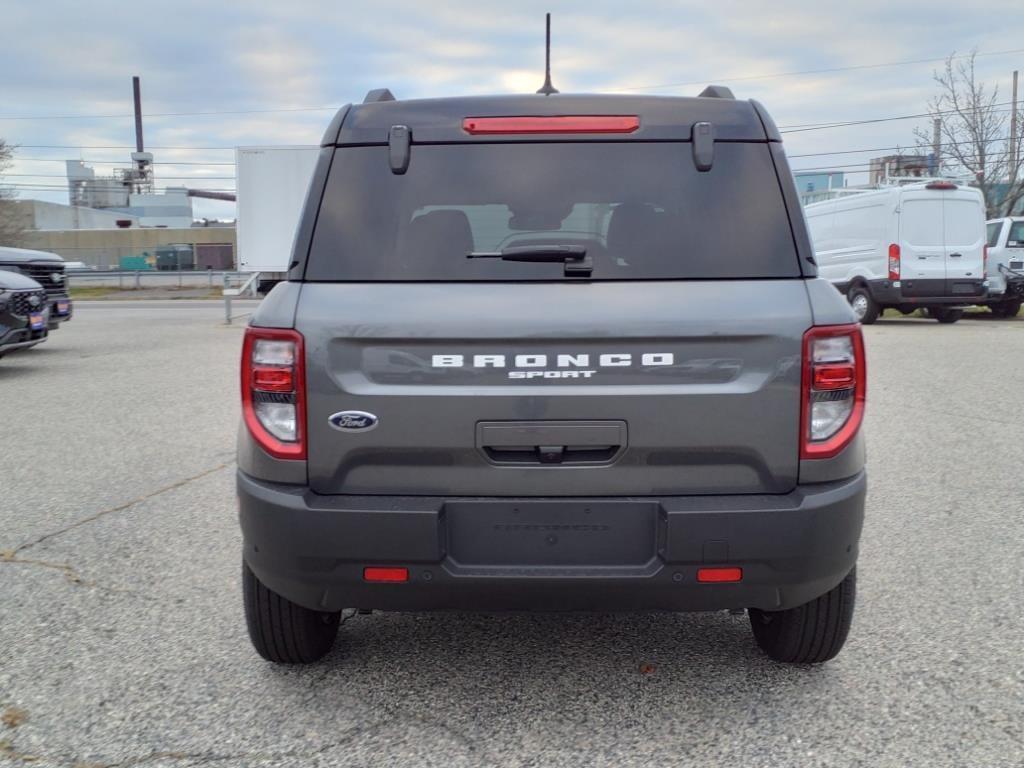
[462,115,640,135]
[241,327,306,460]
[888,243,901,281]
[926,181,958,190]
[801,324,866,460]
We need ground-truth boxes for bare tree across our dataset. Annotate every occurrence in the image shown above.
[0,138,27,246]
[915,51,1024,218]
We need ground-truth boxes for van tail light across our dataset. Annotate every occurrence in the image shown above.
[801,324,866,460]
[241,327,306,460]
[984,244,988,275]
[888,244,901,280]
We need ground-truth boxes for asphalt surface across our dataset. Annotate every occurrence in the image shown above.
[1,302,1022,768]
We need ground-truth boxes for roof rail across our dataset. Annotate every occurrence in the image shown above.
[698,85,735,99]
[363,88,396,104]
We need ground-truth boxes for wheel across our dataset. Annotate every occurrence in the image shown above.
[749,567,856,664]
[927,307,963,324]
[847,285,879,324]
[242,560,341,663]
[991,300,1021,318]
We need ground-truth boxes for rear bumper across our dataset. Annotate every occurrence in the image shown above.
[238,470,866,613]
[863,278,986,306]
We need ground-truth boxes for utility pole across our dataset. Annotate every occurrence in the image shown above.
[932,118,942,175]
[1010,70,1019,184]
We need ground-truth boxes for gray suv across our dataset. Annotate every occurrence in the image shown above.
[237,87,867,665]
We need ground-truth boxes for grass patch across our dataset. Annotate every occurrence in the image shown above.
[68,285,124,299]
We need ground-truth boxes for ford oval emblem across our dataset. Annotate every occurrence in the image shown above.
[328,410,379,433]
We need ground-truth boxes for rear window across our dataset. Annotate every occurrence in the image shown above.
[1007,221,1024,247]
[902,199,944,247]
[987,222,1003,248]
[943,199,984,247]
[305,143,800,281]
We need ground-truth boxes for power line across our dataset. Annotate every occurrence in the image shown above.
[13,157,236,166]
[788,135,1017,159]
[4,48,1023,122]
[611,48,1024,92]
[12,144,237,150]
[0,105,337,121]
[779,104,1017,133]
[5,173,236,180]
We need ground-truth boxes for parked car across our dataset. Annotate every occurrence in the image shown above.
[0,270,49,358]
[0,247,72,330]
[805,182,987,323]
[237,87,867,666]
[983,217,1024,318]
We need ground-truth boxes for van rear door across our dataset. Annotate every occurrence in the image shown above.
[899,191,946,295]
[942,190,987,292]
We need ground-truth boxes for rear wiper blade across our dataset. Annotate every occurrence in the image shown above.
[467,244,591,276]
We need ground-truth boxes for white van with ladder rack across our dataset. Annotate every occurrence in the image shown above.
[805,181,987,323]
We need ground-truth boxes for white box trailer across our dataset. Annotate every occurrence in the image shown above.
[236,146,320,281]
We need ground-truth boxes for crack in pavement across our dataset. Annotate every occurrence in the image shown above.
[2,718,387,767]
[0,462,234,601]
[0,554,157,601]
[7,462,234,557]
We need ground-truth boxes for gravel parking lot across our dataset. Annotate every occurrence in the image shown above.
[1,301,1022,768]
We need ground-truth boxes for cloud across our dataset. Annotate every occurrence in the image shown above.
[1,0,1021,219]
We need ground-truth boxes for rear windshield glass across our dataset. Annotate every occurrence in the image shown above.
[1008,221,1024,247]
[305,143,800,281]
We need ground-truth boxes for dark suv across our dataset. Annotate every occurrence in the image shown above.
[0,270,49,357]
[237,87,867,665]
[0,247,72,330]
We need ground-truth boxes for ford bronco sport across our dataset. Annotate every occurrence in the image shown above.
[237,87,867,665]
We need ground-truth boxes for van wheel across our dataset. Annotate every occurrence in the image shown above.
[847,286,879,324]
[991,300,1021,318]
[242,560,341,663]
[749,567,856,664]
[928,307,963,324]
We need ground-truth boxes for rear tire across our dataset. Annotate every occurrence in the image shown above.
[749,567,856,664]
[847,286,879,325]
[242,560,341,664]
[928,307,963,324]
[991,300,1021,318]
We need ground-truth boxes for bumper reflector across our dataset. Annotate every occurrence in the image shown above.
[363,567,409,583]
[697,567,743,583]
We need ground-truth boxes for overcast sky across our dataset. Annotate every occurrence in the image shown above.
[2,0,1022,219]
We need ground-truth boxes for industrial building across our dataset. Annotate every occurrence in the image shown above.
[21,224,235,271]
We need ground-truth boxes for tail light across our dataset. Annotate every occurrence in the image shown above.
[888,244,901,281]
[241,327,306,459]
[984,244,989,275]
[801,324,866,460]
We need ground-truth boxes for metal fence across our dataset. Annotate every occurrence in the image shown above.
[68,270,255,291]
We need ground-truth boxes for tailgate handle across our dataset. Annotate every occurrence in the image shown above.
[950,252,962,258]
[477,421,627,466]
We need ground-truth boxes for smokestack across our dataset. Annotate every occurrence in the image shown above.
[132,76,144,153]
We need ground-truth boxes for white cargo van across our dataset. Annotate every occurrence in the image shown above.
[982,217,1024,317]
[805,182,987,323]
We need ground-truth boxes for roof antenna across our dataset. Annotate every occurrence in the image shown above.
[536,13,559,95]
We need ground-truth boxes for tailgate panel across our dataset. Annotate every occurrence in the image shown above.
[298,281,810,496]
